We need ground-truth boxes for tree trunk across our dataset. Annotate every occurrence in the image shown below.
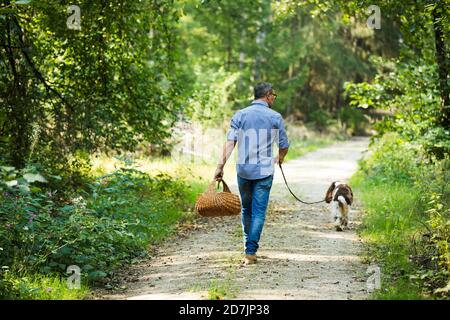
[286,12,299,116]
[432,5,450,128]
[4,14,29,168]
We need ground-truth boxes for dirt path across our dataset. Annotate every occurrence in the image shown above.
[100,137,370,300]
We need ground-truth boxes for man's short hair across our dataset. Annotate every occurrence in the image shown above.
[254,82,273,99]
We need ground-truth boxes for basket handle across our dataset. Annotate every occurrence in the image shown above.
[207,180,232,193]
[220,179,232,193]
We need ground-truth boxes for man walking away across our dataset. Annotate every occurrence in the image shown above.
[214,82,289,265]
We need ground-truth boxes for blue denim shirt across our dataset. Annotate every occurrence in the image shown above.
[227,100,289,180]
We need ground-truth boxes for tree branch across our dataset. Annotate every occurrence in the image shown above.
[10,13,74,113]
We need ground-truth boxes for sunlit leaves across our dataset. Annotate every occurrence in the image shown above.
[23,173,47,183]
[0,0,182,169]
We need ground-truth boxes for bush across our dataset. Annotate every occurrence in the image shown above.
[338,106,370,136]
[308,109,335,133]
[0,162,193,298]
[352,133,449,298]
[345,58,449,159]
[360,133,423,183]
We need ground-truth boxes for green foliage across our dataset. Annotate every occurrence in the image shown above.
[0,161,194,296]
[207,278,236,300]
[359,133,423,183]
[345,58,449,158]
[338,106,370,136]
[180,0,388,126]
[0,271,89,300]
[0,0,182,169]
[308,109,335,132]
[185,67,241,127]
[0,0,448,301]
[343,0,449,298]
[351,133,449,299]
[278,0,449,130]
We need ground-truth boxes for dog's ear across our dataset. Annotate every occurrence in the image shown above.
[325,182,336,203]
[348,185,354,205]
[345,185,354,205]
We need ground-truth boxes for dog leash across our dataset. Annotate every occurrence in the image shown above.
[278,163,326,205]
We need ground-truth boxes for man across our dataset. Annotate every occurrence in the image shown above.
[214,82,289,265]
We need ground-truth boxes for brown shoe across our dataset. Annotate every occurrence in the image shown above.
[243,254,257,265]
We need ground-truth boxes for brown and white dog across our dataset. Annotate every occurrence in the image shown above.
[325,182,354,231]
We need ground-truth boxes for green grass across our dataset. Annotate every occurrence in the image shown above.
[1,272,89,300]
[350,171,428,299]
[207,265,238,300]
[207,279,234,300]
[371,277,424,300]
[188,258,240,300]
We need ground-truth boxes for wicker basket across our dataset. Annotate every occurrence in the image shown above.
[195,180,241,217]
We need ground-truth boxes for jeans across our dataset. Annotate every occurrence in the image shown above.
[237,174,273,255]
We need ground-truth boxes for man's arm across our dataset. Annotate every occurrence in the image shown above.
[278,147,289,165]
[277,115,289,165]
[214,140,236,181]
[214,112,240,181]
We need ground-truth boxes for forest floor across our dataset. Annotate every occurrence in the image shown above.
[97,137,371,300]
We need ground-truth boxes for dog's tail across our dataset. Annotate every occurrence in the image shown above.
[337,195,347,205]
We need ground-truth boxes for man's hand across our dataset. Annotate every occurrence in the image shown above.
[278,148,289,166]
[214,166,224,181]
[274,156,284,166]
